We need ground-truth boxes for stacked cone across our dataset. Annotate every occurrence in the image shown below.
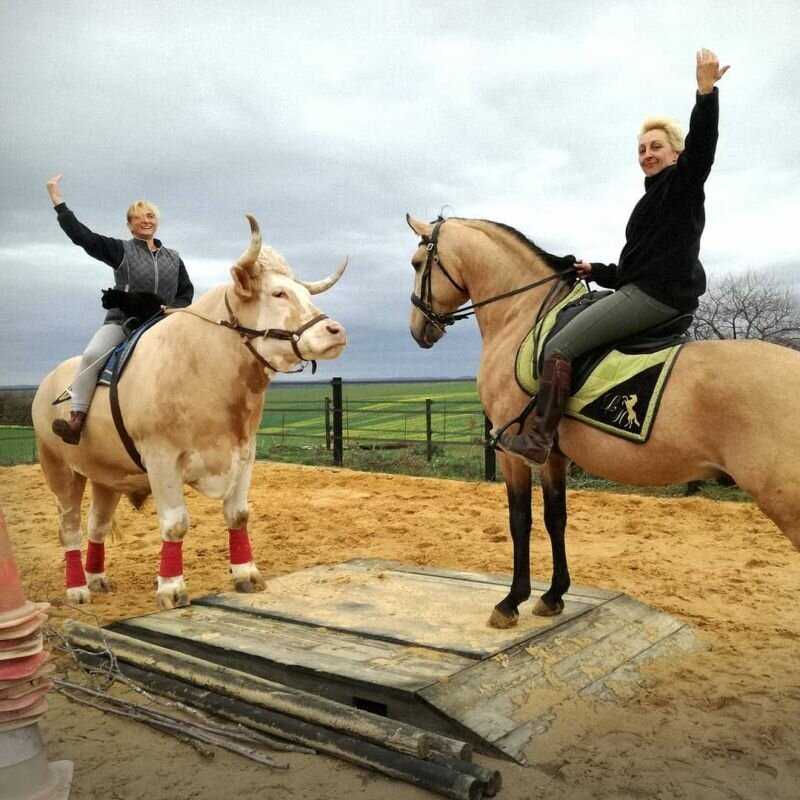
[0,507,73,800]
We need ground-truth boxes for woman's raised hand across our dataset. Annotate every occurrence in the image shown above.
[46,174,64,206]
[696,49,729,95]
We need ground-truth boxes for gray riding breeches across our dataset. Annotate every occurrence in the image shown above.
[543,284,680,363]
[70,323,127,413]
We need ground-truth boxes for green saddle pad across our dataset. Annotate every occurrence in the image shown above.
[515,284,683,443]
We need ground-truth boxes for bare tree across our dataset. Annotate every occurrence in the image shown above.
[691,269,800,346]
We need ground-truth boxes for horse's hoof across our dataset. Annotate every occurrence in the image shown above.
[234,579,256,593]
[533,597,564,617]
[66,586,91,605]
[86,573,111,593]
[489,607,519,629]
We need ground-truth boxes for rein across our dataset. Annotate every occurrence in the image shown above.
[166,292,328,375]
[411,218,577,331]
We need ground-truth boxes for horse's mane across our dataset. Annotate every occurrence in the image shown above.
[456,218,571,272]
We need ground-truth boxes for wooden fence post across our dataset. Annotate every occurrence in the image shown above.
[331,377,343,467]
[483,414,496,482]
[425,399,433,462]
[324,397,332,451]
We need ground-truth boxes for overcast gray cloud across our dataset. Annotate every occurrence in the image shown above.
[2,0,799,386]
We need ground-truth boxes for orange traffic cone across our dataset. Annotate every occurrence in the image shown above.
[0,509,48,630]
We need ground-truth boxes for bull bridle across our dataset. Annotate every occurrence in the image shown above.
[219,293,328,374]
[410,217,578,333]
[168,293,329,375]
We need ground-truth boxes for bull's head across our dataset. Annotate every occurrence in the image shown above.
[230,215,347,372]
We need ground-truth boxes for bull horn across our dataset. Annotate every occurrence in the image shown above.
[299,257,348,295]
[235,214,262,271]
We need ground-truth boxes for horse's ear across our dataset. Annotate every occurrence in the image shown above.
[230,265,255,299]
[406,214,432,238]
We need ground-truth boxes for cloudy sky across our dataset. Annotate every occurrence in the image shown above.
[1,0,799,386]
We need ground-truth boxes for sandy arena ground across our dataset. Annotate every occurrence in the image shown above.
[1,460,799,800]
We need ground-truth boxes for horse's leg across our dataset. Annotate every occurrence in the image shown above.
[38,442,89,603]
[85,482,121,593]
[223,442,265,593]
[145,454,190,609]
[489,453,532,629]
[533,450,571,616]
[734,470,800,552]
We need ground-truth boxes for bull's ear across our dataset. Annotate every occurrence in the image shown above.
[230,265,255,299]
[406,214,432,238]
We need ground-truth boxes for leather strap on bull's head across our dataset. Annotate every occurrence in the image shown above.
[221,292,328,374]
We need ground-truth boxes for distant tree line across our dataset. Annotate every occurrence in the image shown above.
[0,389,36,426]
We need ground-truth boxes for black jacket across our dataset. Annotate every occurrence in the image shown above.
[590,89,719,312]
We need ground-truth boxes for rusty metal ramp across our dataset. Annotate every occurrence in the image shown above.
[106,559,698,763]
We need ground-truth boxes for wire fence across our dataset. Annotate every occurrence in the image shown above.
[0,380,498,481]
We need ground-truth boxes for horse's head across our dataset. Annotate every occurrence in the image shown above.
[229,216,348,372]
[405,214,469,349]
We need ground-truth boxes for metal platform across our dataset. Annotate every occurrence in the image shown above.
[107,559,698,763]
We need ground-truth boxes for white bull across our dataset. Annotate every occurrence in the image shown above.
[32,216,347,609]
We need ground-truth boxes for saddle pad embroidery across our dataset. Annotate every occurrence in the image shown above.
[515,284,683,443]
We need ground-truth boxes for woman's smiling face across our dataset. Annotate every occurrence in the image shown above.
[638,129,679,176]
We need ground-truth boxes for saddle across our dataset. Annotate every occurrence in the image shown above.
[515,283,690,443]
[540,289,692,394]
[98,314,164,388]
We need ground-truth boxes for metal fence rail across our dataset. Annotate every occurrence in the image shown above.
[0,379,497,480]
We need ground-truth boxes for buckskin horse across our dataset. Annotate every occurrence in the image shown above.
[406,214,800,628]
[33,216,347,609]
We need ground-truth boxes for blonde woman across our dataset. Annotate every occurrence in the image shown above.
[501,48,730,464]
[46,174,194,444]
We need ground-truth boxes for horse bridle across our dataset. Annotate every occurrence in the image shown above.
[410,217,578,333]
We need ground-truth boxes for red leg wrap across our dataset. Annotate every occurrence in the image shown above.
[159,541,183,578]
[229,528,253,565]
[65,549,86,589]
[85,541,105,574]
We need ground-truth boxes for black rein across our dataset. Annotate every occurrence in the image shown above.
[411,218,577,330]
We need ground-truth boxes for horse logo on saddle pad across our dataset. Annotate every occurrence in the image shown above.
[515,283,689,443]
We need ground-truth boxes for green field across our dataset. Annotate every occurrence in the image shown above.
[262,380,483,445]
[0,426,37,466]
[258,380,490,480]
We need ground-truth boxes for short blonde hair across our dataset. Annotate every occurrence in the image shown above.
[126,200,160,223]
[639,116,685,153]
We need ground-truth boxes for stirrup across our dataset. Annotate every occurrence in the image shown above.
[488,396,538,450]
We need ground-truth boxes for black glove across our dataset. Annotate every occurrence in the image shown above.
[102,289,163,320]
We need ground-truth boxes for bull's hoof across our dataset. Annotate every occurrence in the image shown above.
[66,586,91,605]
[156,576,189,609]
[86,573,111,593]
[533,597,565,617]
[156,590,189,610]
[231,564,266,593]
[489,606,519,629]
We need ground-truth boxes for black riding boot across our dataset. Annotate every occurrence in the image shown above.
[499,354,572,464]
[52,411,87,445]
